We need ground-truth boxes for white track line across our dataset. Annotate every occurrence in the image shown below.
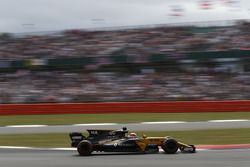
[207,119,249,123]
[2,120,250,128]
[0,146,205,152]
[141,121,186,124]
[0,146,75,151]
[73,123,118,126]
[6,125,48,128]
[0,146,34,149]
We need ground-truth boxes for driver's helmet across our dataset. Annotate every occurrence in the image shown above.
[129,132,137,138]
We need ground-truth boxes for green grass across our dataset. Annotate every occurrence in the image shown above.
[0,128,249,147]
[1,112,250,126]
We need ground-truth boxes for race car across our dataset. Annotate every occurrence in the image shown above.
[69,127,196,156]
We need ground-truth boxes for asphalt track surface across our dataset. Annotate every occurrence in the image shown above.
[0,148,249,167]
[1,120,250,134]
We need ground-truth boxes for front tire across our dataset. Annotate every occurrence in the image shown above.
[77,140,93,156]
[161,139,178,154]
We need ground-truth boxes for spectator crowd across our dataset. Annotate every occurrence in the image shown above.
[0,21,250,103]
[1,70,250,103]
[0,21,249,61]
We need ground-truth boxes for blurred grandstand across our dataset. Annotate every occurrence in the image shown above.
[0,20,250,103]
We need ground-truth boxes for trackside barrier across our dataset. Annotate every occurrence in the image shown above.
[0,101,250,115]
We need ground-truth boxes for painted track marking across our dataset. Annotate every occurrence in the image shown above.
[141,121,186,124]
[6,125,48,128]
[2,119,250,128]
[73,123,118,126]
[207,119,249,123]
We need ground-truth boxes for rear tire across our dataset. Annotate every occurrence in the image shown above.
[77,140,93,156]
[162,139,178,154]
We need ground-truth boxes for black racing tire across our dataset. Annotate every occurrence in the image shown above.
[161,139,178,154]
[77,140,93,156]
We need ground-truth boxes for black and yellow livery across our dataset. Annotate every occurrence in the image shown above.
[69,127,196,156]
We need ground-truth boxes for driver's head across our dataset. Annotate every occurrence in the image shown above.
[129,132,137,138]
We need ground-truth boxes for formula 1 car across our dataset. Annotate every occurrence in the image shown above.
[69,127,196,156]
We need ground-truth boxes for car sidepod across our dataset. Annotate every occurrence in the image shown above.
[101,139,141,152]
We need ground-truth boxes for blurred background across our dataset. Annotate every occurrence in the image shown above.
[0,0,250,104]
